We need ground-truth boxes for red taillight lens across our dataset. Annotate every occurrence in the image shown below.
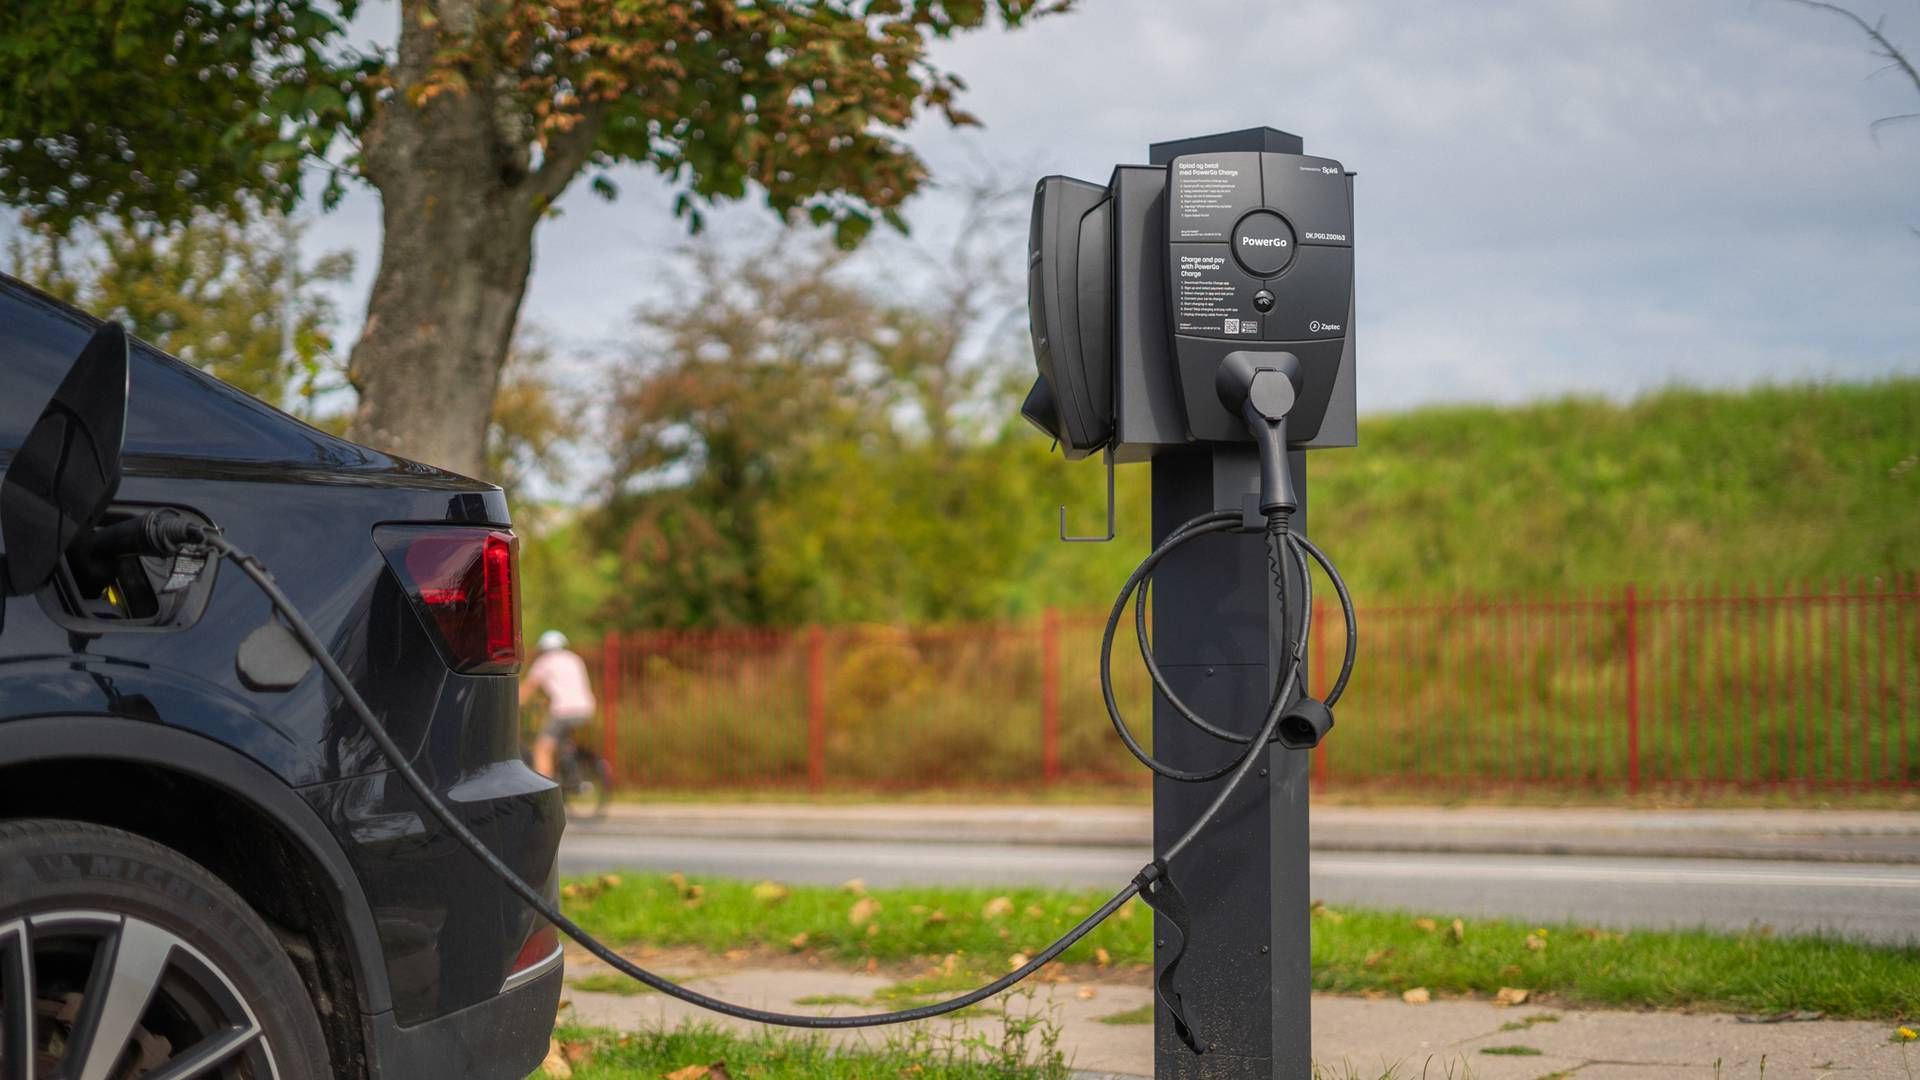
[374,526,522,674]
[508,921,560,980]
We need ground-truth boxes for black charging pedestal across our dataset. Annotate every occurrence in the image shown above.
[1148,128,1315,1080]
[1025,122,1354,1078]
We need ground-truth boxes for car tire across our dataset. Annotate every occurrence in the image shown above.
[0,818,333,1079]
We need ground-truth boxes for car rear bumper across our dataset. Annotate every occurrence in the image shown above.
[364,954,562,1080]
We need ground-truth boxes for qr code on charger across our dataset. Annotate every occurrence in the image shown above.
[1223,318,1241,334]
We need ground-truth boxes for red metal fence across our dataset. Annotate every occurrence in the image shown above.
[578,574,1920,796]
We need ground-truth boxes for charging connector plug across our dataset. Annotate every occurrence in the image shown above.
[1217,351,1304,516]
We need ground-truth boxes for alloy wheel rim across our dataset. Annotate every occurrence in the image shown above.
[0,911,280,1080]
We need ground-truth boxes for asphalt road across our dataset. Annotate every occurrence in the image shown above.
[558,829,1920,945]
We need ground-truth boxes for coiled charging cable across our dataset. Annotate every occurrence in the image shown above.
[143,506,1352,1032]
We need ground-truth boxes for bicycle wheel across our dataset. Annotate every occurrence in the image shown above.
[563,748,612,819]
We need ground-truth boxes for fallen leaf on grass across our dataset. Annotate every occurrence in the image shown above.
[841,878,867,895]
[1309,901,1344,922]
[982,896,1014,920]
[541,1039,574,1079]
[723,949,749,962]
[788,932,810,950]
[849,897,882,926]
[560,1041,592,1064]
[1040,961,1069,983]
[1524,933,1547,952]
[1024,904,1047,920]
[1448,918,1466,943]
[1077,986,1098,1000]
[1093,948,1111,968]
[924,909,949,926]
[1412,918,1437,933]
[751,881,789,904]
[1494,987,1530,1006]
[1362,948,1395,968]
[1401,988,1430,1005]
[1007,952,1031,971]
[663,1063,732,1080]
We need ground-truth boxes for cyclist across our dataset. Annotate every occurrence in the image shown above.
[521,629,597,780]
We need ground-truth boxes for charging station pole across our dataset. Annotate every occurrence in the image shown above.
[1147,129,1315,1080]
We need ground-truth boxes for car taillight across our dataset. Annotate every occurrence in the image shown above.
[374,526,522,674]
[505,921,561,988]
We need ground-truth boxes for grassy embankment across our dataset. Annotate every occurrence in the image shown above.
[561,872,1920,1021]
[561,380,1920,796]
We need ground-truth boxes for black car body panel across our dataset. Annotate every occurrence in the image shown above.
[0,274,563,1075]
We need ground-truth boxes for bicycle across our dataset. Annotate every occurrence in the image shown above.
[521,718,613,819]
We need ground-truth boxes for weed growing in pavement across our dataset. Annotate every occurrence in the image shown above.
[1310,1057,1476,1079]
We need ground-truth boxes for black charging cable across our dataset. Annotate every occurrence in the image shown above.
[136,506,1351,1034]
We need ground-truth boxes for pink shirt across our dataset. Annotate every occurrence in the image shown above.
[523,649,596,718]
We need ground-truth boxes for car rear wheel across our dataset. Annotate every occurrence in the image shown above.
[0,819,331,1079]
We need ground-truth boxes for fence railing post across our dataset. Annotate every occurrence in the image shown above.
[600,629,620,782]
[1042,607,1062,784]
[1311,596,1329,792]
[806,626,827,796]
[1624,584,1640,794]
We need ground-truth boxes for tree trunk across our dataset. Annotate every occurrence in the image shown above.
[344,0,598,480]
[346,174,532,479]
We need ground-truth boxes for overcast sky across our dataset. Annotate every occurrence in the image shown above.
[264,1,1920,412]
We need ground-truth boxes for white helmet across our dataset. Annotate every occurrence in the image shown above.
[536,630,569,653]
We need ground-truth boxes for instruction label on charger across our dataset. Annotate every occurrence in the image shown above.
[1170,154,1261,241]
[1172,248,1259,337]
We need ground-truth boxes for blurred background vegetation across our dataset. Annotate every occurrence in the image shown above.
[15,197,1920,638]
[11,200,1918,645]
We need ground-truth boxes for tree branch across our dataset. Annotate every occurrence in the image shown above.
[526,105,609,211]
[1780,0,1920,97]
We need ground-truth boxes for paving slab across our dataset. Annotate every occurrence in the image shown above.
[556,959,1919,1078]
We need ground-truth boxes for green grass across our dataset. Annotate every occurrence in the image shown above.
[563,873,1920,1020]
[1095,1004,1155,1025]
[566,972,660,996]
[544,1018,1068,1079]
[1477,1045,1543,1056]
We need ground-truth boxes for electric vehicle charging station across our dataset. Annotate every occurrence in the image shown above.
[1,123,1356,1080]
[1023,125,1356,1079]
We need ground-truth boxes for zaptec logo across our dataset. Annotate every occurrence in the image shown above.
[1239,235,1290,248]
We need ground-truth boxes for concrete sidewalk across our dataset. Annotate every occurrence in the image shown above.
[558,957,1919,1078]
[587,803,1920,863]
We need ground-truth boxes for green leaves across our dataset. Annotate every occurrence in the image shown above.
[0,0,363,232]
[0,0,1070,248]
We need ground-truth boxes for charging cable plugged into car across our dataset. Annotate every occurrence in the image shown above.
[0,126,1360,1063]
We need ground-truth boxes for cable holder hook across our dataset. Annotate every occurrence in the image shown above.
[1059,444,1116,543]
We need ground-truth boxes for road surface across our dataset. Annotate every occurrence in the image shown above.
[558,828,1920,944]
